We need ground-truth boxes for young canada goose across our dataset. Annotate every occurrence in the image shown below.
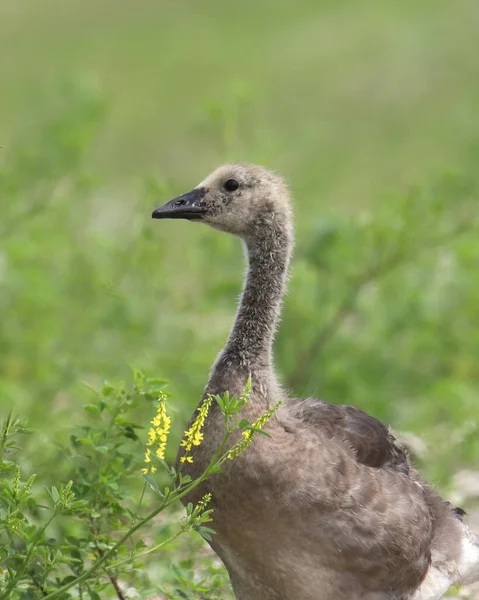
[152,164,479,600]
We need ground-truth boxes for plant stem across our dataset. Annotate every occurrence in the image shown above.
[41,503,167,599]
[109,576,126,600]
[132,481,147,524]
[0,412,13,460]
[105,530,184,571]
[40,434,231,600]
[0,512,58,599]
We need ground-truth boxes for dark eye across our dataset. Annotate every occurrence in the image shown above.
[224,179,239,192]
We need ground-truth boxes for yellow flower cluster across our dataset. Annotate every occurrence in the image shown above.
[141,393,171,475]
[196,492,212,512]
[179,395,213,464]
[227,400,283,460]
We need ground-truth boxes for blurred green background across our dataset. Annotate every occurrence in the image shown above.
[1,0,479,545]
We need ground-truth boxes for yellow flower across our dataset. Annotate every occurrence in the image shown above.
[142,392,171,475]
[196,492,212,511]
[144,447,151,463]
[147,428,156,445]
[179,395,213,464]
[227,400,283,460]
[141,466,156,474]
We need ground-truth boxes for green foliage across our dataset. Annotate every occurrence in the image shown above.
[0,374,270,599]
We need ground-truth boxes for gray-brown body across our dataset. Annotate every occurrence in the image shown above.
[181,373,465,600]
[152,164,479,600]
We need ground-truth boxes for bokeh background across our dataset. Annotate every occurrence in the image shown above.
[1,0,479,597]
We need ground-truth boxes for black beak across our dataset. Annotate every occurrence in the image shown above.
[152,188,207,220]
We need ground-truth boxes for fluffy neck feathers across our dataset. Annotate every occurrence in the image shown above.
[207,212,293,396]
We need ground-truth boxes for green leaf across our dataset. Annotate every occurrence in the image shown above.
[155,456,172,473]
[65,536,81,546]
[142,474,162,495]
[83,403,100,414]
[198,526,216,542]
[101,384,115,396]
[245,426,272,437]
[208,464,222,474]
[214,393,225,411]
[51,486,59,503]
[22,524,37,540]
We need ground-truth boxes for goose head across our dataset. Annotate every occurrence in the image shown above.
[152,163,292,239]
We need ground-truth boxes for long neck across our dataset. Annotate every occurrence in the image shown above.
[209,217,292,388]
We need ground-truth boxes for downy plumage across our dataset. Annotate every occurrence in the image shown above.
[152,164,479,600]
